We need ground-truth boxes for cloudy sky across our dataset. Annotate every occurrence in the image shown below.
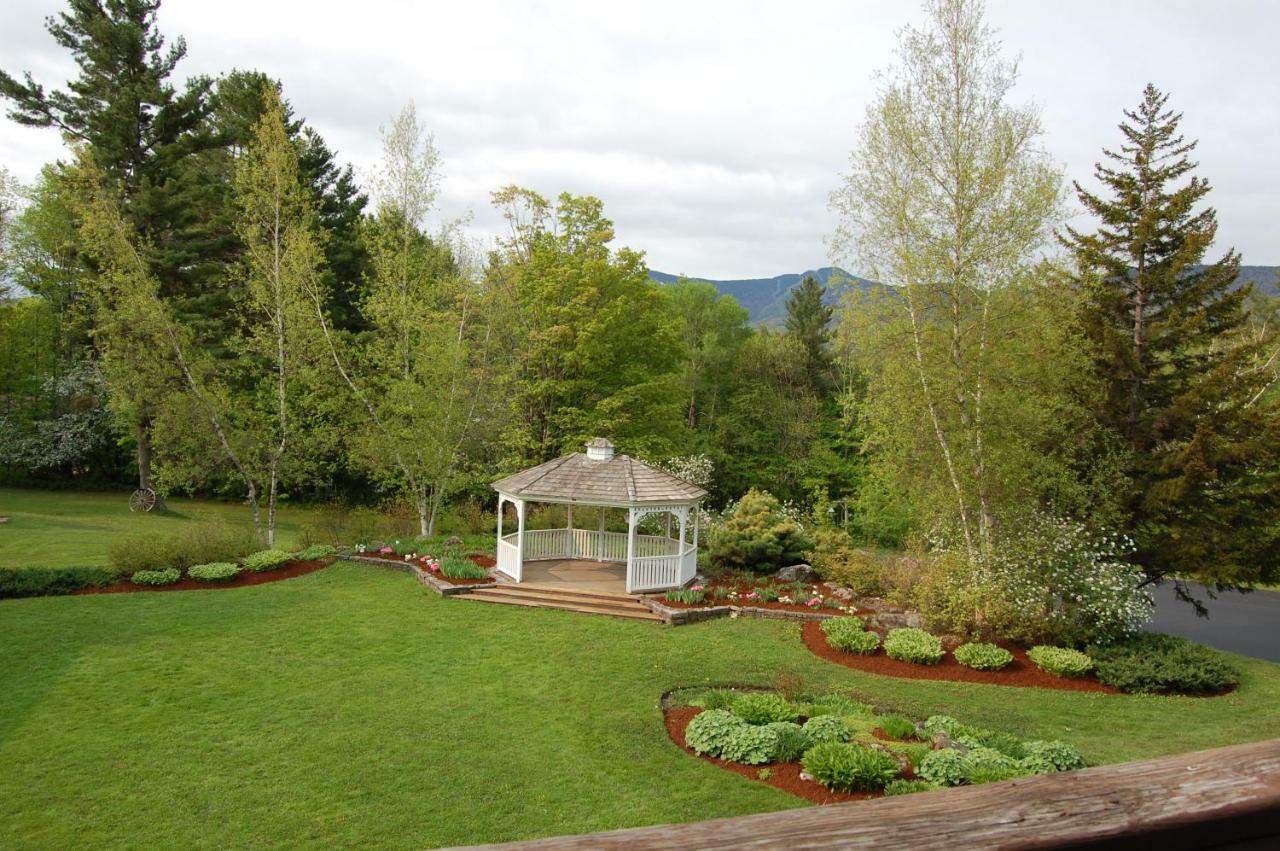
[2,0,1277,278]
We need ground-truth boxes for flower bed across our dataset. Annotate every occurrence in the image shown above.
[73,555,333,595]
[350,546,495,585]
[664,687,1089,804]
[656,577,872,617]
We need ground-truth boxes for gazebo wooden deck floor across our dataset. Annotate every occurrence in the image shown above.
[513,559,628,593]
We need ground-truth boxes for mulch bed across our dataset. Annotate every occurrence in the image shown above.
[658,577,873,617]
[665,706,881,805]
[355,551,497,585]
[801,621,1118,694]
[73,557,333,595]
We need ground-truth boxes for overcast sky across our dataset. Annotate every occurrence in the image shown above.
[2,0,1277,278]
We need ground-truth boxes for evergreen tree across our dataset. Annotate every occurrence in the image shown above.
[1063,83,1280,590]
[0,0,216,491]
[783,275,833,387]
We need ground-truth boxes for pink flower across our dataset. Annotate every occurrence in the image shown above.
[744,591,760,601]
[806,597,822,607]
[378,546,394,555]
[691,585,704,591]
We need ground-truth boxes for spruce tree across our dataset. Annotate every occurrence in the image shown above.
[1063,83,1280,591]
[784,275,833,388]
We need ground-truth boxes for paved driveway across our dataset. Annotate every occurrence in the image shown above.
[1147,581,1280,662]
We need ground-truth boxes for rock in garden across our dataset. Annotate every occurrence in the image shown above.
[775,563,817,582]
[799,772,815,782]
[444,536,463,546]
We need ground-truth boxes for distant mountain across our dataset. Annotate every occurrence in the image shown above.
[649,265,1279,325]
[647,266,888,325]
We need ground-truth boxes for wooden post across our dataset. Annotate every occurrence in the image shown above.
[625,507,636,593]
[566,502,574,558]
[514,498,525,583]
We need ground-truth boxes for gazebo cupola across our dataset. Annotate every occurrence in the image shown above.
[491,439,707,594]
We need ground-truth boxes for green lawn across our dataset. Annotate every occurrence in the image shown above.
[0,488,332,568]
[2,562,1279,848]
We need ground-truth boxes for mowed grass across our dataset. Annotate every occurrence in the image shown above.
[0,488,331,568]
[2,562,1280,848]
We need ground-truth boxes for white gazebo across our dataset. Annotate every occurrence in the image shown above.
[492,439,707,594]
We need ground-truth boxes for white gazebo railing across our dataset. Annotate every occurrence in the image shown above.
[501,529,683,564]
[632,545,698,591]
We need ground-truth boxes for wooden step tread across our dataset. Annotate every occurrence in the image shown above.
[468,586,650,612]
[457,593,662,621]
[500,582,639,601]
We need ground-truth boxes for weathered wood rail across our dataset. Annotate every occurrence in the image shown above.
[458,738,1280,850]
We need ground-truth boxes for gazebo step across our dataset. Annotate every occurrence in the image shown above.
[457,586,662,621]
[504,582,640,602]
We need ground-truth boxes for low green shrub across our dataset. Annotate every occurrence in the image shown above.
[188,562,240,582]
[439,555,487,580]
[802,715,852,745]
[884,628,945,665]
[664,588,706,605]
[732,692,800,725]
[921,715,1023,758]
[684,709,745,758]
[1021,740,1086,772]
[884,778,938,796]
[707,488,812,573]
[131,568,181,586]
[766,722,809,762]
[918,748,969,786]
[878,716,919,741]
[954,642,1014,671]
[887,741,932,769]
[711,586,731,600]
[962,747,1030,785]
[921,715,959,737]
[292,544,336,561]
[806,527,885,596]
[802,742,899,792]
[757,586,780,602]
[0,565,120,599]
[719,724,779,765]
[108,520,258,572]
[805,694,875,718]
[1027,646,1094,678]
[242,549,292,573]
[820,617,881,654]
[699,689,736,710]
[1086,633,1239,695]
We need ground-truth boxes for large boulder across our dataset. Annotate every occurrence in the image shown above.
[774,563,818,583]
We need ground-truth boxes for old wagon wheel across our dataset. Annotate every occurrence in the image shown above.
[129,487,157,513]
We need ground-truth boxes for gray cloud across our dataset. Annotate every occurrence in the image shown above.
[2,0,1277,279]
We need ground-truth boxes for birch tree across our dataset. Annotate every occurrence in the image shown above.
[829,0,1064,559]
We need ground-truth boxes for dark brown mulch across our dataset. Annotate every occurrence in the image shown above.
[73,558,334,595]
[664,706,881,805]
[468,553,497,568]
[801,621,1119,694]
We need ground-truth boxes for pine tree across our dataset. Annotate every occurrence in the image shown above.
[784,275,833,388]
[0,0,215,491]
[1063,83,1280,590]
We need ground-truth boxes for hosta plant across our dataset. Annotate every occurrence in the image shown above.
[189,562,240,582]
[883,628,945,665]
[954,642,1014,671]
[1027,646,1094,678]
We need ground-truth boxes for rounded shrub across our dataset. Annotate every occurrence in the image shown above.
[802,715,853,745]
[719,724,779,765]
[1086,633,1239,695]
[188,562,240,582]
[821,617,881,654]
[954,642,1013,671]
[802,742,900,792]
[684,709,746,758]
[131,568,181,586]
[765,722,809,762]
[706,488,812,573]
[292,544,336,561]
[921,715,960,737]
[1027,646,1094,678]
[732,692,800,725]
[918,748,968,786]
[242,549,292,573]
[1021,740,1086,772]
[883,628,945,665]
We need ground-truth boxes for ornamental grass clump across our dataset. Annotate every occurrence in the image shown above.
[766,722,810,762]
[664,587,707,605]
[131,568,181,586]
[732,692,801,725]
[188,562,240,582]
[878,716,919,741]
[801,742,899,792]
[242,549,291,573]
[883,628,945,665]
[954,642,1013,671]
[291,544,336,561]
[820,617,881,654]
[439,554,487,580]
[1027,646,1094,678]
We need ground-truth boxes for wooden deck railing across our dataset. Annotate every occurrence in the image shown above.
[457,738,1280,850]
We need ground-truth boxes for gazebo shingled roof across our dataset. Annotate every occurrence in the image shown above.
[491,452,706,505]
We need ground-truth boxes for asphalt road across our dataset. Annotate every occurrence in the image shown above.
[1147,581,1280,662]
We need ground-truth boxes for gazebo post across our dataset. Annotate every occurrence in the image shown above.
[515,498,526,582]
[625,506,636,594]
[566,503,574,558]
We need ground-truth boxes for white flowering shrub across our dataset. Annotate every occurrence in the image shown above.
[921,514,1151,645]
